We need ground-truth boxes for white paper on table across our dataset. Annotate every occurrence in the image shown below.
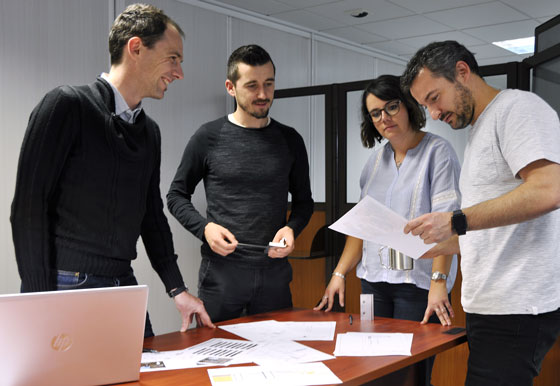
[140,338,259,372]
[250,340,335,367]
[220,320,336,342]
[207,362,342,386]
[333,332,413,356]
[328,195,434,259]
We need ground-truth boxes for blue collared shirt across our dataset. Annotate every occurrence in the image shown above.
[100,73,142,123]
[357,132,461,292]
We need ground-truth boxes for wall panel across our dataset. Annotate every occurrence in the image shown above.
[0,0,109,294]
[231,19,310,89]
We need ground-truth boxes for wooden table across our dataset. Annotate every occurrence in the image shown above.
[119,308,466,386]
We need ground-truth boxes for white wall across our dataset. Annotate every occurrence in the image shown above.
[1,0,467,334]
[0,0,110,293]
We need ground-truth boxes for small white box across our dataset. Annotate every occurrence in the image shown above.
[360,294,374,321]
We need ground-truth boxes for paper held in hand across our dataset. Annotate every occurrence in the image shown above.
[328,196,434,259]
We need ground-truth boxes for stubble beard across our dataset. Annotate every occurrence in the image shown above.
[451,82,475,130]
[238,98,272,119]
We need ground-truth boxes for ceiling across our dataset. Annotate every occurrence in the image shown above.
[201,0,560,65]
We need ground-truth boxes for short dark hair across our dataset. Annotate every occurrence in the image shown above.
[109,3,184,65]
[227,44,276,84]
[401,40,480,94]
[360,74,426,148]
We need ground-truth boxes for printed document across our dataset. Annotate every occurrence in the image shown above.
[207,362,342,386]
[141,338,259,372]
[220,320,336,342]
[333,332,413,356]
[329,195,434,259]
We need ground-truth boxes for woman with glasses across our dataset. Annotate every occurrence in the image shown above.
[315,74,461,383]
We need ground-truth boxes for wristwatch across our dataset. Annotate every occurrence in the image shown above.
[168,285,188,298]
[431,271,448,281]
[451,209,468,236]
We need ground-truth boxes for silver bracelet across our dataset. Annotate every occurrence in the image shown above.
[332,272,345,280]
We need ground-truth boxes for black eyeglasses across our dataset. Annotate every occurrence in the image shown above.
[369,100,401,123]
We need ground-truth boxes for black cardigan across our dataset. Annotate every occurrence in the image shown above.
[11,78,184,292]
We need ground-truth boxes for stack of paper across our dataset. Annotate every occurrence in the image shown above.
[141,320,339,373]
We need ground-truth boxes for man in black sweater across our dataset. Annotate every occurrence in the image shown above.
[167,45,314,322]
[10,3,213,336]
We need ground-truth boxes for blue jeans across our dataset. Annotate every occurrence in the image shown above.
[57,269,154,338]
[465,309,560,386]
[198,257,293,323]
[361,280,445,386]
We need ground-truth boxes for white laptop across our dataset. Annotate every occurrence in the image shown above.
[0,285,149,386]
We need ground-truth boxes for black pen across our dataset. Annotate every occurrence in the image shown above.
[349,314,353,325]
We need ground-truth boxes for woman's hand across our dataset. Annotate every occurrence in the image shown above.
[422,281,454,326]
[313,275,345,312]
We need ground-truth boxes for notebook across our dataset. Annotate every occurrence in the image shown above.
[0,285,148,386]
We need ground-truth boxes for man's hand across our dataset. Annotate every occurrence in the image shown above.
[404,212,453,244]
[268,226,295,258]
[204,222,237,256]
[173,291,215,332]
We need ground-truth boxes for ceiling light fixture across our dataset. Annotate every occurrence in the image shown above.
[346,8,369,18]
[492,36,535,55]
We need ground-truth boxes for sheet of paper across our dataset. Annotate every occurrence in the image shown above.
[207,362,342,386]
[220,320,336,342]
[328,195,433,259]
[250,340,335,367]
[333,332,413,356]
[140,338,259,372]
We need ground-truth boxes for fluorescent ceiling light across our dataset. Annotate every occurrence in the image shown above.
[492,37,534,54]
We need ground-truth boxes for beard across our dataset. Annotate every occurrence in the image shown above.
[237,98,272,119]
[449,82,475,130]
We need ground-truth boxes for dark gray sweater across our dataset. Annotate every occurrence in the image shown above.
[11,78,184,292]
[167,116,313,266]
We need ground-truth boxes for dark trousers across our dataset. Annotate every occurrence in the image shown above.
[198,257,293,323]
[56,269,154,338]
[361,280,443,386]
[465,308,560,386]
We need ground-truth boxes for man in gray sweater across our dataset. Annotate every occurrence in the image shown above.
[168,45,313,322]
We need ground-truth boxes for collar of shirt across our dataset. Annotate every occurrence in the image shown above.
[100,73,143,124]
[228,113,270,128]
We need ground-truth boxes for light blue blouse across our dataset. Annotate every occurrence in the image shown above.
[357,132,461,292]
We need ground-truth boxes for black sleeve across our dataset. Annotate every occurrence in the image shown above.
[285,128,314,237]
[167,125,210,241]
[10,87,79,292]
[140,124,184,293]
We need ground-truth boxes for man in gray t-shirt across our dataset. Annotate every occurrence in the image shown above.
[401,41,560,386]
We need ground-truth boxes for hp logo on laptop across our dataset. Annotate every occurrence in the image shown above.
[51,333,73,352]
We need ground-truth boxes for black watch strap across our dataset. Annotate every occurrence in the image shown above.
[168,285,188,298]
[452,209,468,236]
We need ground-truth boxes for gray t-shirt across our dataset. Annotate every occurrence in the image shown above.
[460,89,560,315]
